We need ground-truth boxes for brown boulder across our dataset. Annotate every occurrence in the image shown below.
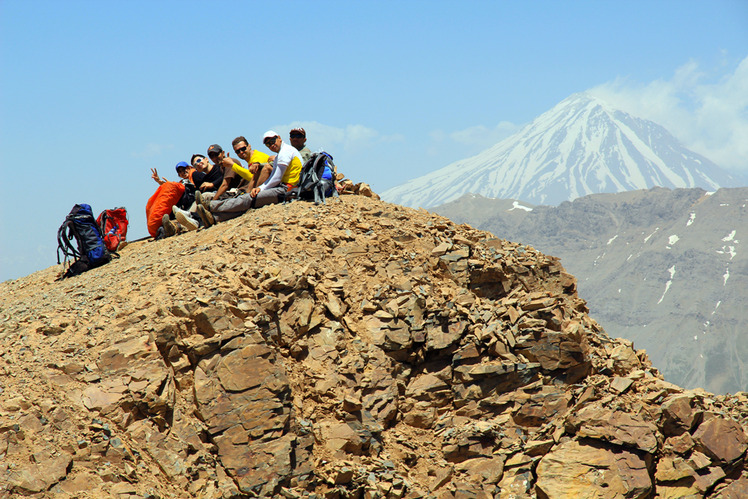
[567,404,659,453]
[693,416,748,463]
[536,440,652,498]
[661,393,698,435]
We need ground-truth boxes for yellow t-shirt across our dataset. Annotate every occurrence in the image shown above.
[280,155,303,186]
[232,149,272,181]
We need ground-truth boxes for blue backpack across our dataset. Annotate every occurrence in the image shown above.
[57,204,111,279]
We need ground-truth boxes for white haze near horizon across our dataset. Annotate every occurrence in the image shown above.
[291,56,748,189]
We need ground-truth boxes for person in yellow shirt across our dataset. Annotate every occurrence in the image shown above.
[230,136,273,190]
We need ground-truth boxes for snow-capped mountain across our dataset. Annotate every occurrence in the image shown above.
[383,93,738,208]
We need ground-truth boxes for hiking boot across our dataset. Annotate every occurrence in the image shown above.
[174,209,199,231]
[162,214,178,237]
[196,205,215,228]
[173,205,191,218]
[195,190,206,208]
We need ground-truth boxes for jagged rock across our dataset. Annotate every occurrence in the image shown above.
[662,393,699,435]
[714,473,748,498]
[693,415,748,463]
[6,451,71,494]
[498,469,534,497]
[566,404,659,453]
[454,455,505,484]
[664,431,696,454]
[655,455,694,481]
[689,450,713,470]
[316,421,364,454]
[536,439,652,498]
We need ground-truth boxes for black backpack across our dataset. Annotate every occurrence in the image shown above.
[287,152,338,204]
[57,204,112,279]
[177,182,196,210]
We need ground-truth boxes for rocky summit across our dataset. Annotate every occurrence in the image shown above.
[1,193,747,498]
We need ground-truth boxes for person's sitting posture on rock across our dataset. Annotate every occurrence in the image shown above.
[230,135,274,190]
[194,130,302,227]
[289,127,312,163]
[191,148,224,193]
[263,130,303,190]
[208,143,248,200]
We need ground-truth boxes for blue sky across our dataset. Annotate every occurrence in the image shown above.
[1,0,747,282]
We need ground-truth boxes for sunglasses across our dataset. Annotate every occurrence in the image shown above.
[235,146,248,155]
[264,137,277,146]
[193,157,205,165]
[290,132,304,139]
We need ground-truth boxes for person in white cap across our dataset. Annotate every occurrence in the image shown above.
[194,130,303,226]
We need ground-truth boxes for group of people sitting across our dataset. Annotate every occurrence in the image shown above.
[149,128,314,237]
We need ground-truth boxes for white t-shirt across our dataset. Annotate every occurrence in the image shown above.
[260,142,302,191]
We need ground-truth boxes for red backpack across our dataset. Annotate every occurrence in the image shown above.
[97,207,129,252]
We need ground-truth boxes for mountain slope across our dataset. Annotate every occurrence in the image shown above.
[3,195,748,497]
[383,93,737,208]
[434,187,748,394]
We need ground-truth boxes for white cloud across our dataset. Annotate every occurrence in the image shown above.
[272,121,404,154]
[130,143,174,159]
[426,121,520,160]
[588,56,748,175]
[449,121,519,149]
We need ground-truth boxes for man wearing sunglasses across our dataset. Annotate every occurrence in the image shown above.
[229,136,274,191]
[259,130,303,192]
[207,143,251,200]
[190,153,223,193]
[195,131,302,226]
[289,127,312,163]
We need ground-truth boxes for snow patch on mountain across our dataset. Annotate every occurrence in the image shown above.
[658,265,676,304]
[509,201,533,212]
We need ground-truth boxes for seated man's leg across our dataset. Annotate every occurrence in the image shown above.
[204,185,287,223]
[253,185,287,209]
[255,163,274,188]
[208,192,256,222]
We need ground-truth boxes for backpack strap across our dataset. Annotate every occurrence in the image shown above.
[57,218,81,264]
[97,210,109,236]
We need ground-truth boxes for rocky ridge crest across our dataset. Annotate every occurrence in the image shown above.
[433,187,748,394]
[1,195,747,498]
